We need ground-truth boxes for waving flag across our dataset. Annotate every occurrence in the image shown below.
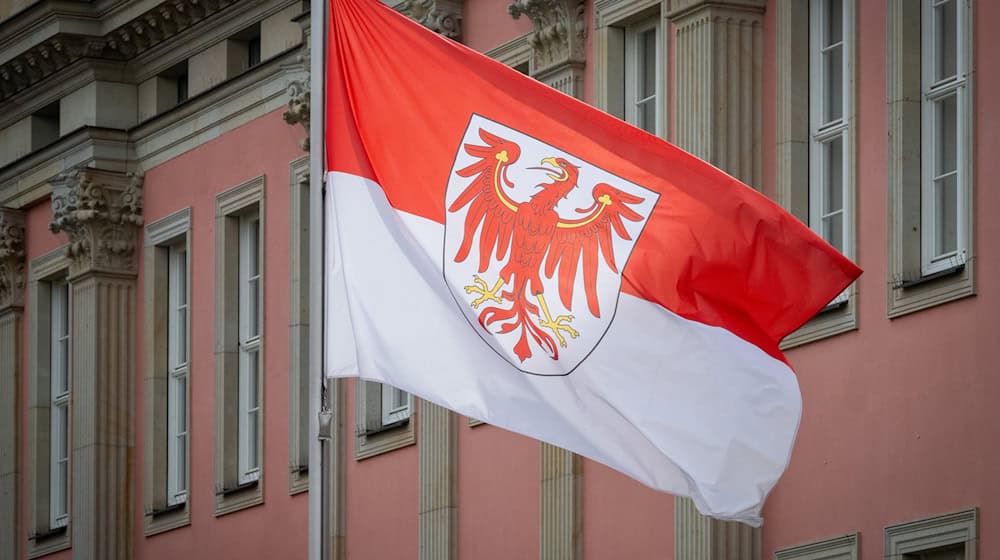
[324,0,861,524]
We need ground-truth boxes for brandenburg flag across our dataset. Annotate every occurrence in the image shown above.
[323,0,861,524]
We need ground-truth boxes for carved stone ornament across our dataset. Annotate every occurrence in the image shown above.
[0,208,27,311]
[509,0,586,73]
[283,78,311,152]
[49,168,144,278]
[397,0,463,40]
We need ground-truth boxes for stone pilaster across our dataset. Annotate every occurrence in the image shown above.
[509,0,586,97]
[50,168,142,560]
[540,443,581,560]
[418,401,457,560]
[669,0,764,189]
[0,208,25,560]
[669,1,764,558]
[398,0,463,41]
[282,1,312,152]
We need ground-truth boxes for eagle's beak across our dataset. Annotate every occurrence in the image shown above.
[528,157,569,182]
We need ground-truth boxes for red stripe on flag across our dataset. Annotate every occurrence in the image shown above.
[326,0,861,362]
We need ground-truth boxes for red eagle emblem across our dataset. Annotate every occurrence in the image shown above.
[445,118,654,373]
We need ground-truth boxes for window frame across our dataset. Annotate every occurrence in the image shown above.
[593,0,669,140]
[214,176,265,516]
[143,207,192,536]
[920,0,968,276]
[775,532,858,560]
[354,380,416,460]
[287,156,310,493]
[623,16,661,136]
[48,279,70,531]
[776,0,858,348]
[886,0,975,317]
[27,248,72,557]
[237,210,262,486]
[885,508,977,560]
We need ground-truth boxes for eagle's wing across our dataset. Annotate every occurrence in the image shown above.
[544,183,645,318]
[448,128,520,272]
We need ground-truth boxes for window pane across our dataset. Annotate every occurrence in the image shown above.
[177,307,188,366]
[249,278,259,338]
[824,45,843,123]
[58,405,69,461]
[936,93,957,174]
[248,351,259,409]
[826,0,843,46]
[935,0,957,81]
[824,135,844,214]
[57,338,69,394]
[823,212,844,253]
[248,410,259,470]
[177,249,187,305]
[56,460,67,515]
[249,220,260,276]
[935,174,958,256]
[639,100,656,134]
[641,29,656,99]
[177,433,187,493]
[177,375,187,433]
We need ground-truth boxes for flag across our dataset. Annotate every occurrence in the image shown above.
[323,0,861,525]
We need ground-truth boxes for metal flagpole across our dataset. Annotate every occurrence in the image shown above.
[307,0,326,557]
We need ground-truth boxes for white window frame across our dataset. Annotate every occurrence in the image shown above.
[48,280,70,530]
[809,0,851,307]
[166,244,189,507]
[381,384,412,426]
[624,16,661,136]
[237,211,262,485]
[920,0,968,275]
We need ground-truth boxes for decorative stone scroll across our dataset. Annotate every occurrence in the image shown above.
[0,209,26,311]
[49,168,144,278]
[507,0,587,79]
[398,0,463,40]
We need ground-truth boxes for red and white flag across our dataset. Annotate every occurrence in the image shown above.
[324,0,861,524]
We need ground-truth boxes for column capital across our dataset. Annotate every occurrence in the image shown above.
[49,168,144,278]
[667,0,765,22]
[0,208,26,312]
[509,0,586,77]
[398,0,463,41]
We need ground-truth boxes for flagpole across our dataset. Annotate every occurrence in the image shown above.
[307,0,326,557]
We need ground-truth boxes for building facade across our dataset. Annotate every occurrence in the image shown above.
[0,0,995,559]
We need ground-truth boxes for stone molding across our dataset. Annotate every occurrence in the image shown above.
[0,0,240,101]
[540,443,581,559]
[398,0,463,41]
[418,400,457,560]
[282,1,311,151]
[49,168,144,279]
[509,0,586,77]
[0,208,26,311]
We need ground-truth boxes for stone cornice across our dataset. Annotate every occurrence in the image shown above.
[0,0,240,101]
[49,167,144,278]
[0,208,26,311]
[666,0,765,21]
[508,0,585,74]
[396,0,462,41]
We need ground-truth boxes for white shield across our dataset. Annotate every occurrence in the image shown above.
[443,115,658,375]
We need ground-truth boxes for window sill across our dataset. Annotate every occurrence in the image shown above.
[218,479,259,497]
[780,287,857,350]
[144,501,191,537]
[214,477,264,517]
[27,525,70,559]
[888,258,974,319]
[355,417,416,461]
[896,263,964,289]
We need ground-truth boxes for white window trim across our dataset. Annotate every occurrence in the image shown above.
[214,176,265,516]
[885,508,977,559]
[27,247,72,557]
[594,0,669,140]
[48,280,69,530]
[237,211,262,485]
[624,16,661,136]
[354,380,416,460]
[381,385,412,427]
[143,207,192,535]
[920,0,968,276]
[886,0,975,318]
[775,532,858,560]
[166,243,189,507]
[776,0,858,349]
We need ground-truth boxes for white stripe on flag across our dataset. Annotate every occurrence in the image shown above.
[325,171,801,525]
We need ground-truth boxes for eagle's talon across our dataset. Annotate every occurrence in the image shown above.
[464,274,504,308]
[536,294,580,348]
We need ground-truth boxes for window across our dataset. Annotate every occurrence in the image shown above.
[776,0,857,347]
[248,36,262,68]
[809,0,850,307]
[27,248,71,556]
[624,18,660,135]
[885,508,976,560]
[143,208,191,535]
[238,211,262,485]
[214,176,265,515]
[166,245,189,506]
[288,157,310,493]
[886,0,974,317]
[354,380,415,460]
[48,280,69,530]
[775,533,858,560]
[920,0,967,276]
[593,0,666,139]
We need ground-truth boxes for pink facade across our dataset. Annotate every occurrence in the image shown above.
[0,0,996,559]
